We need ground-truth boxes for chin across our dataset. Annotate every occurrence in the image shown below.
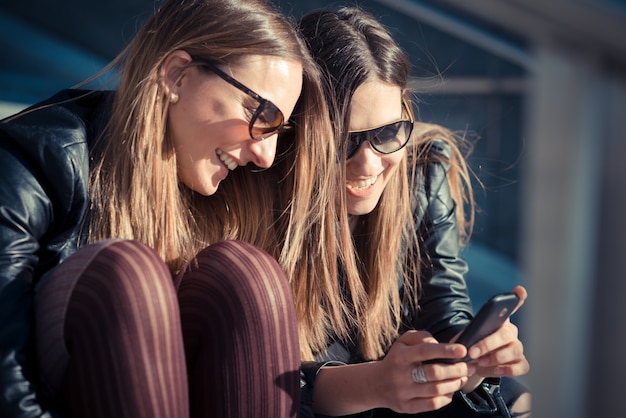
[186,180,219,196]
[348,200,379,216]
[203,185,219,196]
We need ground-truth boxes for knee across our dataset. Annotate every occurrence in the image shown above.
[196,240,287,287]
[198,240,277,264]
[98,239,170,278]
[72,239,176,307]
[179,240,292,311]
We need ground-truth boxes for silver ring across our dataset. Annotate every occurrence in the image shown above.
[411,366,428,384]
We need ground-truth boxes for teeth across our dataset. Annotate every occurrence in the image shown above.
[216,149,237,171]
[346,176,377,190]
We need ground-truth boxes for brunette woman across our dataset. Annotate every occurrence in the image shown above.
[297,7,531,417]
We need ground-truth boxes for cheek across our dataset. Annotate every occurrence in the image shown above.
[169,99,221,158]
[379,153,404,192]
[170,78,224,142]
[168,104,203,157]
[382,152,404,175]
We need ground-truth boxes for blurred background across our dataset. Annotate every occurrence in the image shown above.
[1,0,625,416]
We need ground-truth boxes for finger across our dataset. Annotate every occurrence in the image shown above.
[395,374,467,414]
[411,376,469,398]
[467,321,518,360]
[397,329,438,346]
[478,357,530,378]
[478,340,525,367]
[406,372,468,397]
[494,358,530,377]
[510,285,527,314]
[408,342,467,364]
[423,361,475,383]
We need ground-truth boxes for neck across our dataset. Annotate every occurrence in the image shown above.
[348,215,360,233]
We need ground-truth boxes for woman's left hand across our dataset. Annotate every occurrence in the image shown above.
[461,285,530,391]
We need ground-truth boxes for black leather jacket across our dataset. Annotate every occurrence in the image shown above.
[0,90,110,417]
[409,140,474,340]
[300,140,474,411]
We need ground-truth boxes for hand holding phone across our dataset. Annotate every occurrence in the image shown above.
[425,292,520,364]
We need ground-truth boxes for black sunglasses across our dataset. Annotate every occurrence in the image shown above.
[192,58,288,141]
[346,100,414,159]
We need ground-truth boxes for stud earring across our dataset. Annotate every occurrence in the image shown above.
[170,92,179,104]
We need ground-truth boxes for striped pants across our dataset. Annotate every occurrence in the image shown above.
[35,239,300,418]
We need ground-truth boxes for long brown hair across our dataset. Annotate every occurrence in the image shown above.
[299,7,475,360]
[88,0,341,325]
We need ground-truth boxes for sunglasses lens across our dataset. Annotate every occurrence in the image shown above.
[250,101,285,140]
[371,121,411,153]
[346,132,365,158]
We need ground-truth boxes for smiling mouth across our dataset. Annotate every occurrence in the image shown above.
[216,149,237,171]
[346,176,378,191]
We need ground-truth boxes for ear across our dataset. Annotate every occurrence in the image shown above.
[160,50,193,96]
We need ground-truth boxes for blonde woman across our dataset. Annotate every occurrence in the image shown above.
[297,7,531,417]
[0,0,338,417]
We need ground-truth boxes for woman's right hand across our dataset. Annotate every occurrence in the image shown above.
[312,330,472,416]
[374,329,474,414]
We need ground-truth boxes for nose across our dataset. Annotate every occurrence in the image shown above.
[248,134,278,169]
[350,141,381,165]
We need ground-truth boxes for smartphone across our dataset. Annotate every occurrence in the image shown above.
[425,292,520,364]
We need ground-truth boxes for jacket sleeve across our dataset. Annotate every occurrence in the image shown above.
[0,108,89,417]
[410,141,474,343]
[300,360,347,417]
[0,137,55,417]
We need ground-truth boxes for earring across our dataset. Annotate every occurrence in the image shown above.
[169,92,179,104]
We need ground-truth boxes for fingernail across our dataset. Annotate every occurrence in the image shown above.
[469,347,481,359]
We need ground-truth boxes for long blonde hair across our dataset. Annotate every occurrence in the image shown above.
[87,0,341,321]
[299,7,475,360]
